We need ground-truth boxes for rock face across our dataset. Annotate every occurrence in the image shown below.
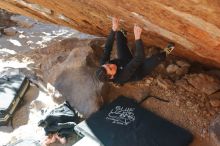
[0,1,220,68]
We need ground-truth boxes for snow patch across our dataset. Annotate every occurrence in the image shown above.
[0,59,33,71]
[52,29,69,36]
[42,32,51,36]
[19,34,26,38]
[0,48,16,54]
[18,30,24,33]
[27,40,33,45]
[8,39,22,46]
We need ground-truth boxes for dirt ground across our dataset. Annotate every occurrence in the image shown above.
[2,50,218,146]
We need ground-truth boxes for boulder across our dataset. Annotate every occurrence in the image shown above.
[3,27,17,36]
[38,38,105,117]
[166,62,189,79]
[0,1,220,68]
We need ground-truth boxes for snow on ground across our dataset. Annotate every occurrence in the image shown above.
[0,15,96,57]
[0,14,97,86]
[0,85,59,146]
[0,58,33,71]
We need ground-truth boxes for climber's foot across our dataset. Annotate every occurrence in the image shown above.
[164,42,175,55]
[120,28,127,37]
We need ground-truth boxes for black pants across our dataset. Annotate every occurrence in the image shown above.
[116,31,166,79]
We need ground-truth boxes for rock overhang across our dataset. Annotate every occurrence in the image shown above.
[0,0,220,68]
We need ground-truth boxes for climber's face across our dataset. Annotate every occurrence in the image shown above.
[102,63,117,79]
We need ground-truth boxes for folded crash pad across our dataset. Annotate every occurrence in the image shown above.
[0,73,29,125]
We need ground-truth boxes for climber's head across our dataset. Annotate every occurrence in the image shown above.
[96,64,117,82]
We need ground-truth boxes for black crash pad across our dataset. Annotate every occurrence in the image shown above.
[86,96,193,146]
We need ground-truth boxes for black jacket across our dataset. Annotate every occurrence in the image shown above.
[38,102,81,138]
[100,30,145,84]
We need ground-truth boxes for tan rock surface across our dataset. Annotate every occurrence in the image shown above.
[1,0,220,68]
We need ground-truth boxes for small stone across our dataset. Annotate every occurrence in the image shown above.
[175,67,186,76]
[166,64,180,74]
[146,79,152,84]
[210,98,220,107]
[3,27,17,36]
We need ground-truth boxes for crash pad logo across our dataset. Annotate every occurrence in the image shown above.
[106,106,135,125]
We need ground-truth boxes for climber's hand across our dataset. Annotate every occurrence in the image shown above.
[134,24,142,40]
[112,17,119,31]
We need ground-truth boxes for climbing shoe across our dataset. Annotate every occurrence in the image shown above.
[120,28,127,37]
[164,42,175,55]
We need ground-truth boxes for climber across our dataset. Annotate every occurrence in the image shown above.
[96,17,175,84]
